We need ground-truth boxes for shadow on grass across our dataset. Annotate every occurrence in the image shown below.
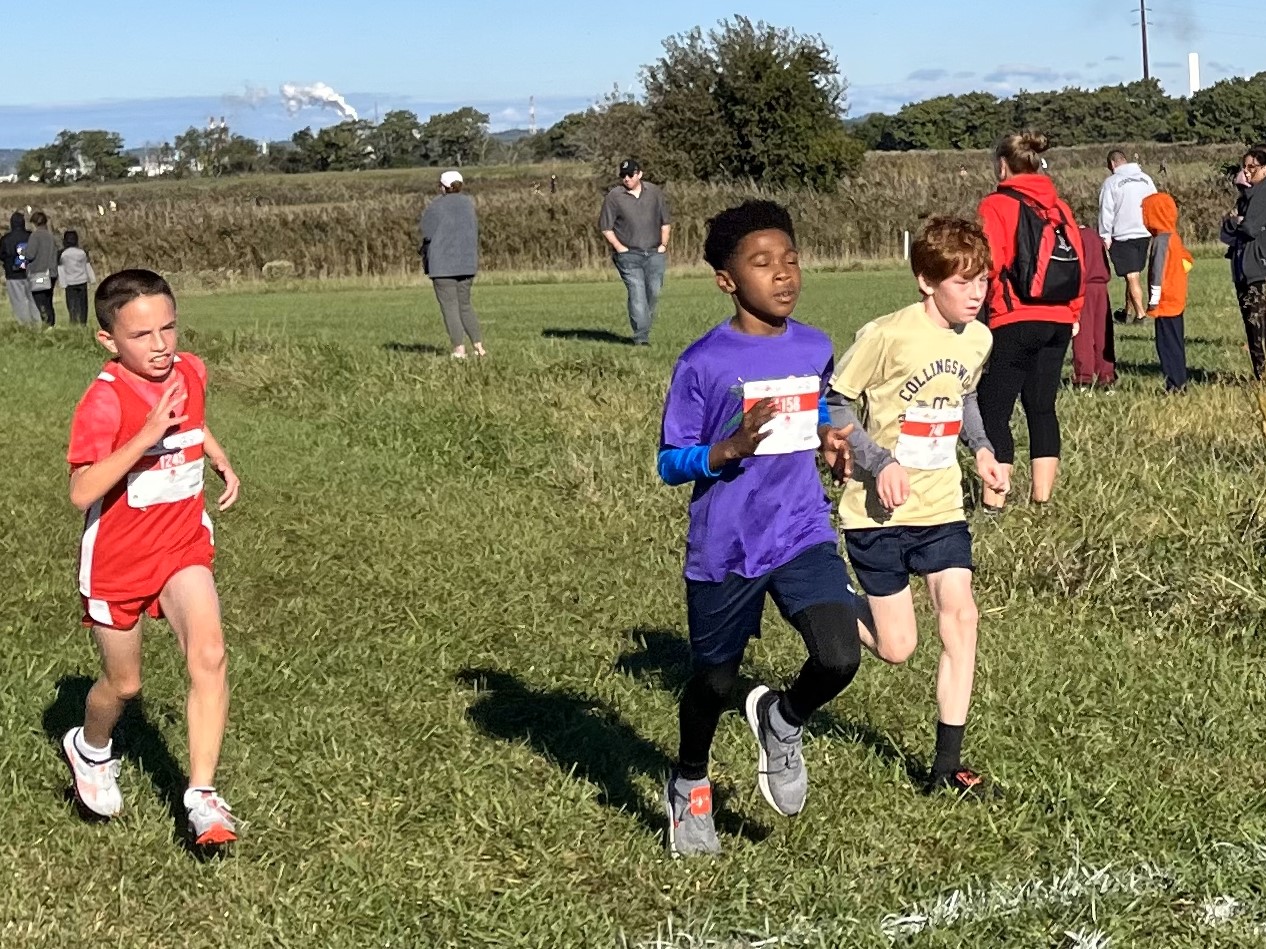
[616,628,765,712]
[383,341,449,356]
[615,628,929,789]
[1111,360,1243,386]
[810,710,929,787]
[456,667,770,845]
[41,674,226,861]
[541,328,632,346]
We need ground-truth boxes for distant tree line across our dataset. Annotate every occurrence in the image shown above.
[14,24,1266,189]
[847,73,1266,151]
[16,18,863,190]
[15,105,520,183]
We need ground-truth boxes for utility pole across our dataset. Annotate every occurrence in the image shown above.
[1139,0,1150,80]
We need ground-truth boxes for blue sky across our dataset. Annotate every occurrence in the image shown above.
[0,0,1258,149]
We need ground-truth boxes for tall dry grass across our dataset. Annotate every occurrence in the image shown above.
[0,142,1246,282]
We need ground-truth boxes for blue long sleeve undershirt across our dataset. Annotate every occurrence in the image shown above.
[658,396,830,485]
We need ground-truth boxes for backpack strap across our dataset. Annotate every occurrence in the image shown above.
[998,185,1069,225]
[992,187,1032,312]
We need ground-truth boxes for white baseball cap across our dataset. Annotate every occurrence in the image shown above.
[440,170,463,188]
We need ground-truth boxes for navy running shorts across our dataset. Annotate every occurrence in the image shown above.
[844,521,974,598]
[685,542,861,665]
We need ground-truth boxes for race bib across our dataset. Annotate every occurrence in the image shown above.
[127,456,204,508]
[742,376,820,456]
[894,404,962,470]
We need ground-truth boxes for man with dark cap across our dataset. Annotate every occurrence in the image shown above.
[0,211,39,326]
[599,159,672,346]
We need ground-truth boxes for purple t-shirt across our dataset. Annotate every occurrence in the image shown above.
[660,318,839,582]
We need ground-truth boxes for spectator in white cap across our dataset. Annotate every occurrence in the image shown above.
[420,170,486,358]
[599,158,672,346]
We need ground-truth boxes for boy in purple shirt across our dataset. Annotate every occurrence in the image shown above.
[657,200,867,857]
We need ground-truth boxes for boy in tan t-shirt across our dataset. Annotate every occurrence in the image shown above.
[827,217,1008,795]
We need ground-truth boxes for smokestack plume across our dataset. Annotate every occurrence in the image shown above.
[1188,52,1201,96]
[279,82,359,122]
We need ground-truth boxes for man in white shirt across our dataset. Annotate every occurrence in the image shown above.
[1098,150,1157,323]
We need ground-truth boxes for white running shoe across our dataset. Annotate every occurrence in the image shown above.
[185,789,237,846]
[61,727,123,818]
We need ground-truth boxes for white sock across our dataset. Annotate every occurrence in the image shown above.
[75,729,112,761]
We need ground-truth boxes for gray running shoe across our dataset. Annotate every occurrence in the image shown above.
[664,772,721,858]
[745,685,807,816]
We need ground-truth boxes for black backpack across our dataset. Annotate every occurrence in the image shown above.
[996,186,1082,308]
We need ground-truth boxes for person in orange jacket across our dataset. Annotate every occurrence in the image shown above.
[1141,192,1194,393]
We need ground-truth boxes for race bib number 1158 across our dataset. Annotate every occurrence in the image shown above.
[742,376,820,456]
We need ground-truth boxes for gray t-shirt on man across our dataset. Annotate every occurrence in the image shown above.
[598,181,671,252]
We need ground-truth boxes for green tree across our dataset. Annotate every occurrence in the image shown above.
[1188,72,1266,144]
[16,146,57,183]
[282,121,376,172]
[878,93,1011,150]
[75,130,130,179]
[1014,80,1172,145]
[849,113,890,151]
[529,111,591,161]
[374,110,426,168]
[16,129,129,182]
[172,124,260,177]
[642,17,863,189]
[419,107,490,166]
[555,93,659,172]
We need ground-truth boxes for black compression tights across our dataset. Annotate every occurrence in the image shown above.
[676,603,861,780]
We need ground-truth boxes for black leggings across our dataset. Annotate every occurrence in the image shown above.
[676,602,861,779]
[976,321,1072,465]
[1238,281,1265,381]
[32,288,56,326]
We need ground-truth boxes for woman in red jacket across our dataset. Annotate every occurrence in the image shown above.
[976,132,1085,513]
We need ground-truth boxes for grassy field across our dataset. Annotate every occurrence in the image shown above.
[3,263,1266,947]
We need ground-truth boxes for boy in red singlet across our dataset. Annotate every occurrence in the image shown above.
[63,269,240,846]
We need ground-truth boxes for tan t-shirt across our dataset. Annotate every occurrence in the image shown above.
[830,303,993,529]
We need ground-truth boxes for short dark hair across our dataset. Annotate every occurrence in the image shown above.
[62,229,79,248]
[1107,149,1128,166]
[703,200,796,271]
[30,210,48,227]
[1244,145,1266,167]
[94,269,176,332]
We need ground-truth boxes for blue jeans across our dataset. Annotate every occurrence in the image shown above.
[612,249,666,344]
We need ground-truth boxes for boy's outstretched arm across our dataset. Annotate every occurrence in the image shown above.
[69,385,189,512]
[202,426,240,511]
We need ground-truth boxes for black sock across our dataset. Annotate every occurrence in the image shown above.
[932,721,965,775]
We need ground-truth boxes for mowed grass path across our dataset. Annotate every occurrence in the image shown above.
[3,266,1266,947]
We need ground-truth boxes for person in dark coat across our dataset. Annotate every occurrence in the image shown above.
[0,211,39,326]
